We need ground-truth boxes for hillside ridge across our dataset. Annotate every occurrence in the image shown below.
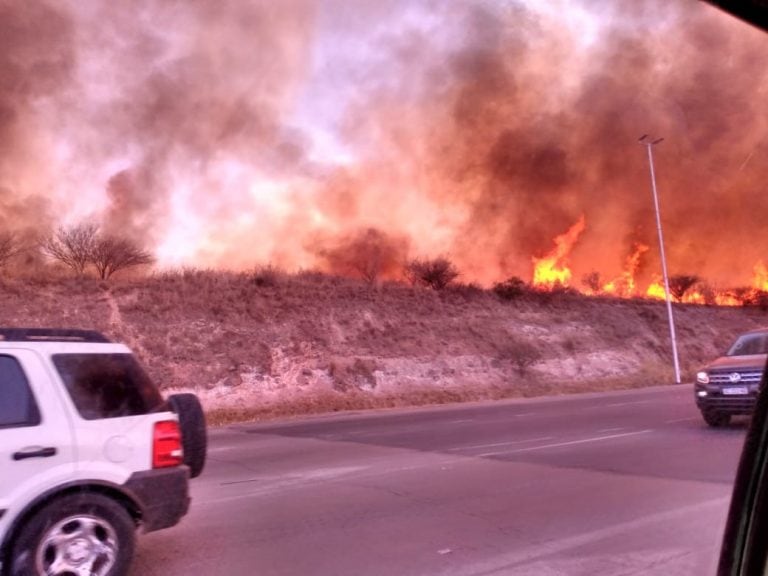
[2,271,765,423]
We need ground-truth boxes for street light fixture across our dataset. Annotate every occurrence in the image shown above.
[639,134,682,385]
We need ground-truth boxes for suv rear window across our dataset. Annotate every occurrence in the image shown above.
[52,353,165,420]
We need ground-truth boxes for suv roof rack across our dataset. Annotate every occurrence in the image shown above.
[0,328,111,343]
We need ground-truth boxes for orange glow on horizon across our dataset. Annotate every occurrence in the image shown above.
[753,261,768,291]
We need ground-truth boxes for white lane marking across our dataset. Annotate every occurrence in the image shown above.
[194,456,475,506]
[196,465,371,505]
[208,445,245,453]
[446,496,730,576]
[449,419,475,424]
[477,430,652,457]
[447,437,554,452]
[602,400,654,408]
[597,427,625,433]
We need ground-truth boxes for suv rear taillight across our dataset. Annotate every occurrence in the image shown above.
[153,420,183,469]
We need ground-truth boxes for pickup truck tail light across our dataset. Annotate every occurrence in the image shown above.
[153,420,183,468]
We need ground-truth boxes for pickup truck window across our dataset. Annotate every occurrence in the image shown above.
[727,334,768,356]
[0,355,41,428]
[52,353,165,420]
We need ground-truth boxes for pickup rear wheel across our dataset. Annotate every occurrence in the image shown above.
[10,493,135,576]
[168,393,207,478]
[703,410,731,428]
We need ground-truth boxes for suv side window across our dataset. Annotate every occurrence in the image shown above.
[0,355,41,428]
[52,353,165,420]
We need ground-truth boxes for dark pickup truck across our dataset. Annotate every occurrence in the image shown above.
[695,327,768,427]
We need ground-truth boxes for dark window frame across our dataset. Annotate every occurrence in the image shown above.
[0,354,42,429]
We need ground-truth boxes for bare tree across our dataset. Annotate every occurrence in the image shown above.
[0,232,24,271]
[91,235,155,279]
[405,257,460,290]
[318,228,407,286]
[41,224,98,275]
[668,274,700,302]
[696,282,717,306]
[497,339,542,376]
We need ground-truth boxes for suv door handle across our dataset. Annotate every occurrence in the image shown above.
[12,447,57,461]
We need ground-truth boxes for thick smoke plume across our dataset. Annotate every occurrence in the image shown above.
[1,0,766,289]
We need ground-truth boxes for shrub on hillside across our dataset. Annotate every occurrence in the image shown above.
[446,282,485,299]
[405,257,459,290]
[497,339,542,376]
[329,357,379,392]
[493,277,528,301]
[251,265,280,287]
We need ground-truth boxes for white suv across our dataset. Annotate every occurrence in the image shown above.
[0,328,206,576]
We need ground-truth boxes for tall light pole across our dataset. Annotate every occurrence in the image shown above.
[639,134,681,384]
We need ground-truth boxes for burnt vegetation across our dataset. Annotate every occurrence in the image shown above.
[668,274,700,302]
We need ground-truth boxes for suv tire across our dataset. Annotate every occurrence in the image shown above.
[9,493,135,576]
[703,410,731,428]
[168,393,207,478]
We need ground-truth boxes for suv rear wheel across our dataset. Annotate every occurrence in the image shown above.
[703,410,731,428]
[9,493,135,576]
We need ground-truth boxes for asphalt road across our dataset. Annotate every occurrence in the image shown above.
[132,385,748,575]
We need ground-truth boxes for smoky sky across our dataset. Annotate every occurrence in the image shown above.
[1,0,766,287]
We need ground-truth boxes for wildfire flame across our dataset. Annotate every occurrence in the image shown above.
[531,218,750,307]
[753,261,768,291]
[602,243,649,297]
[715,293,741,307]
[645,280,666,301]
[532,215,586,289]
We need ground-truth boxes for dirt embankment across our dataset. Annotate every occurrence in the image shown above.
[2,271,765,423]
